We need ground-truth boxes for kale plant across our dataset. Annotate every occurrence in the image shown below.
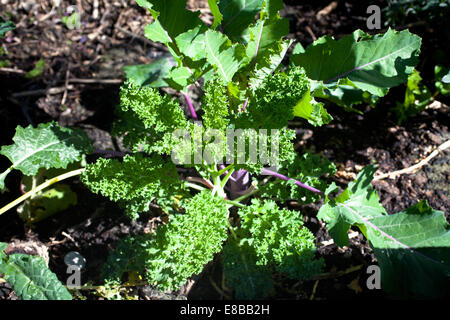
[1,0,448,300]
[81,0,447,299]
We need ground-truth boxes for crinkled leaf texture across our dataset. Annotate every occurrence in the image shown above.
[81,154,186,219]
[223,199,323,299]
[0,243,72,300]
[0,122,93,190]
[112,80,188,155]
[259,152,336,204]
[318,166,450,298]
[144,191,229,291]
[239,67,331,129]
[223,237,274,300]
[291,29,421,107]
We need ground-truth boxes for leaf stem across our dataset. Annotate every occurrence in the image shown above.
[182,91,198,120]
[220,168,235,189]
[0,168,85,216]
[261,168,324,195]
[185,182,206,191]
[233,186,260,202]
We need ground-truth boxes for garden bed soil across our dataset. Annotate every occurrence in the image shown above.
[0,0,448,300]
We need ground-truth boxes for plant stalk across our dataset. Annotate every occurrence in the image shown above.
[261,168,324,195]
[0,168,85,216]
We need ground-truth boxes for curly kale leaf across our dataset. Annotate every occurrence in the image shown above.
[237,67,331,129]
[114,81,188,154]
[143,191,229,291]
[101,235,150,285]
[236,199,324,280]
[81,154,185,219]
[260,152,336,203]
[224,126,296,174]
[201,76,230,131]
[223,237,274,300]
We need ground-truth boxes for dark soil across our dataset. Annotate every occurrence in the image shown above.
[0,0,448,300]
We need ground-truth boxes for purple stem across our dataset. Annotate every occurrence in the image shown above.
[183,92,198,120]
[241,97,249,112]
[168,56,198,119]
[261,168,324,195]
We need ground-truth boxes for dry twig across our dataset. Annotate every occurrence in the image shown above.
[373,140,450,181]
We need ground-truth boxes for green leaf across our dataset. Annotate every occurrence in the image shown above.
[144,191,229,290]
[318,166,450,298]
[0,242,7,259]
[261,0,284,19]
[219,0,264,40]
[165,66,192,90]
[259,152,336,204]
[144,20,172,43]
[367,201,450,298]
[81,154,185,219]
[202,76,230,130]
[249,39,292,89]
[223,237,273,299]
[208,0,224,29]
[435,65,450,96]
[235,199,324,280]
[394,69,432,124]
[17,184,77,224]
[318,166,387,247]
[124,56,174,87]
[293,87,333,127]
[0,18,15,38]
[140,0,202,43]
[0,252,72,300]
[242,67,331,129]
[0,122,93,190]
[204,30,246,83]
[175,25,208,61]
[291,29,422,107]
[244,18,289,61]
[25,58,45,79]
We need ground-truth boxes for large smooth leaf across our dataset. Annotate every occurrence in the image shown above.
[367,201,450,298]
[0,244,72,300]
[208,0,223,29]
[219,0,264,40]
[291,29,421,107]
[318,166,387,246]
[175,25,208,61]
[318,166,450,298]
[204,30,246,83]
[124,56,174,87]
[244,18,289,61]
[0,122,93,190]
[139,0,202,42]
